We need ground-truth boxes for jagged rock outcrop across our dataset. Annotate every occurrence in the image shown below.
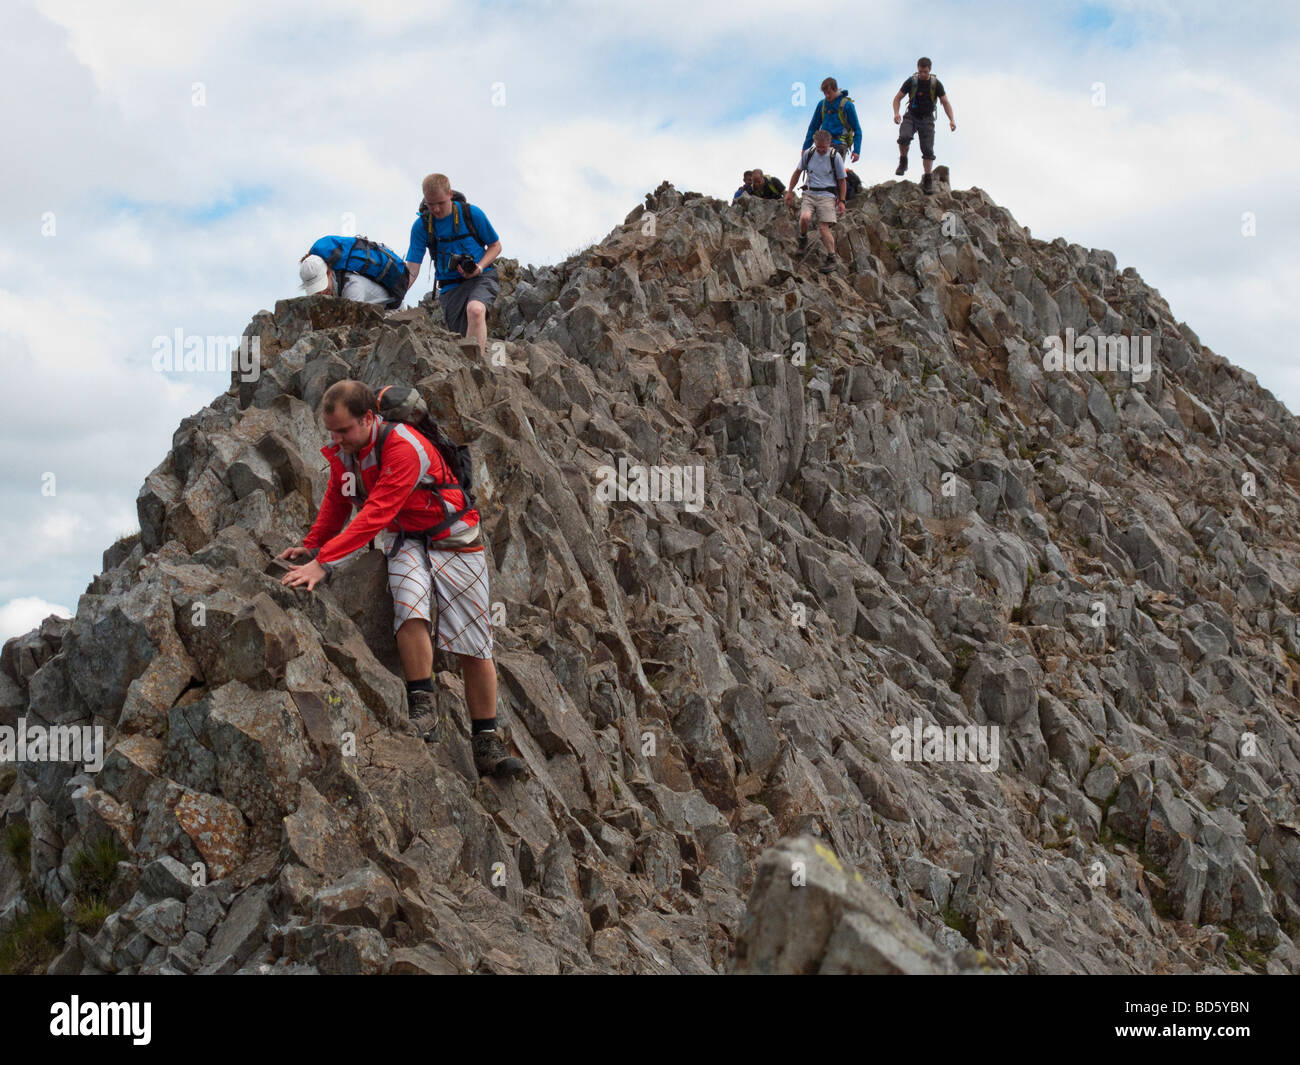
[3,176,1300,975]
[729,835,995,974]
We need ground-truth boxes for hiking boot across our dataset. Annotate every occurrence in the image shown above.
[408,689,442,743]
[922,172,933,194]
[797,232,808,252]
[820,254,837,274]
[472,730,526,779]
[895,155,908,176]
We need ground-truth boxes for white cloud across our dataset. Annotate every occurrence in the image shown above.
[0,596,73,644]
[4,0,1300,618]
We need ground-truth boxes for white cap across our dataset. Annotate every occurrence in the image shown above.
[299,255,330,295]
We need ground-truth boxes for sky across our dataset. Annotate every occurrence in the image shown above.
[2,0,1297,641]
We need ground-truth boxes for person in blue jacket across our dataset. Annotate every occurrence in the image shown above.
[733,171,754,203]
[803,77,862,163]
[299,236,409,308]
[405,173,503,357]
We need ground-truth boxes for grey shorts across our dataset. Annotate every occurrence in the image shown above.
[899,114,936,160]
[438,272,499,336]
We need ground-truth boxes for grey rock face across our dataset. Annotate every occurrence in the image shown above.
[2,178,1297,976]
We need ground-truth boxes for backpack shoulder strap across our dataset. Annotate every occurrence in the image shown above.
[323,237,348,269]
[420,203,440,267]
[372,421,395,467]
[456,202,483,247]
[907,75,918,103]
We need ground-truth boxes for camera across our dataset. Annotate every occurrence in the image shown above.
[450,253,478,276]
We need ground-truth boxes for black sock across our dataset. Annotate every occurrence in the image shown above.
[472,717,498,735]
[406,677,433,695]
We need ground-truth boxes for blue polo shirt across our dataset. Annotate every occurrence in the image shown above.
[406,203,499,286]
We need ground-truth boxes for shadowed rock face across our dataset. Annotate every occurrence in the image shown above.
[3,178,1300,975]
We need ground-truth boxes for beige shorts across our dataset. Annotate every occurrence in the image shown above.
[801,194,837,224]
[386,535,494,658]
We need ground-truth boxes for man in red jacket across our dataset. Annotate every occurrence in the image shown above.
[278,379,525,779]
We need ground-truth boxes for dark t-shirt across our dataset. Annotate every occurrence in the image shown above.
[901,75,945,117]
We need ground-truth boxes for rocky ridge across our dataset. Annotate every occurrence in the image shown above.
[2,173,1299,974]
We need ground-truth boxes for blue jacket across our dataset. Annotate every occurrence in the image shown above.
[803,90,862,154]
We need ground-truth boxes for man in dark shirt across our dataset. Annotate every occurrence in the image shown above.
[747,169,786,200]
[892,57,956,194]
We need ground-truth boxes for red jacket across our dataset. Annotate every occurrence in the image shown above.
[303,416,479,566]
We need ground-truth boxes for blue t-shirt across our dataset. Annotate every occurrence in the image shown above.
[405,203,499,285]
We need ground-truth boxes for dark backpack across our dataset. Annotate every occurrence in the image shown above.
[312,235,410,306]
[416,191,485,276]
[906,74,940,111]
[372,385,477,539]
[844,169,862,201]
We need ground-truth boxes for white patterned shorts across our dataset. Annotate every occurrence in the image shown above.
[385,534,493,659]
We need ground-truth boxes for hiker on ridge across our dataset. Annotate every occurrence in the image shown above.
[404,173,503,359]
[785,130,846,274]
[734,171,754,202]
[803,77,862,162]
[747,169,786,200]
[277,379,525,780]
[299,236,410,308]
[893,57,955,194]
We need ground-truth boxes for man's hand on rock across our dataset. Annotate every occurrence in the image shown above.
[282,560,326,591]
[277,544,312,561]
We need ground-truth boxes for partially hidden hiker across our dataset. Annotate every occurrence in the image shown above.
[747,169,786,200]
[277,379,526,779]
[893,57,955,194]
[299,236,411,308]
[784,130,847,274]
[404,174,503,358]
[733,171,754,202]
[802,77,862,163]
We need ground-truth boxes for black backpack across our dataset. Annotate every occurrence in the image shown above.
[906,74,940,112]
[844,169,862,201]
[417,191,484,262]
[372,385,477,538]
